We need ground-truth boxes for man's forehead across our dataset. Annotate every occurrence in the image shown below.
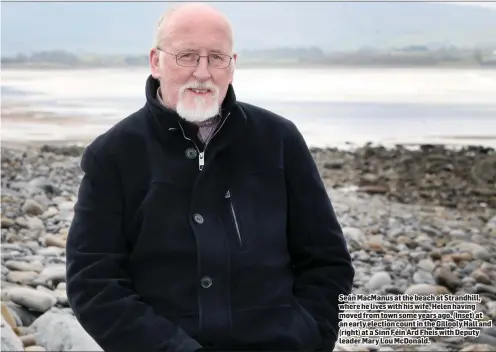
[165,28,232,53]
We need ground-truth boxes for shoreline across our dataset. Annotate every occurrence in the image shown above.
[3,105,496,153]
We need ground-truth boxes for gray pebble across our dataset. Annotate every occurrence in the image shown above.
[417,258,435,273]
[366,271,392,291]
[413,270,436,285]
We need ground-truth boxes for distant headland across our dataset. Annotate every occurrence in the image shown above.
[2,46,496,69]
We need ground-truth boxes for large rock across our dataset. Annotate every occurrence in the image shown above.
[28,310,103,351]
[1,315,24,351]
[5,287,57,312]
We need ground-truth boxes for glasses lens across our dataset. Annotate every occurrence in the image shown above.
[175,52,231,68]
[177,53,199,66]
[209,54,230,68]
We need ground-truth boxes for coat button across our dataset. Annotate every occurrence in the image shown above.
[201,276,212,288]
[193,214,204,224]
[185,148,197,159]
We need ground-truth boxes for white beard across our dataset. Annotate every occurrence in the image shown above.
[176,80,221,123]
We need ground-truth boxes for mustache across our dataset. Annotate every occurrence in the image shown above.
[180,81,220,95]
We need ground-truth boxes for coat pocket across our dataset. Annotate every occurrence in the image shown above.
[225,189,243,249]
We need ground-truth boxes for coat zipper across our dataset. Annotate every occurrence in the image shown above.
[225,190,242,248]
[177,112,231,171]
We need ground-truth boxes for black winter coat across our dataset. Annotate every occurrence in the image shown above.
[66,75,355,352]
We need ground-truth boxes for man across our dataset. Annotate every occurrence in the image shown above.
[66,3,354,352]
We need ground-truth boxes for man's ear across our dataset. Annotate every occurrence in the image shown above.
[229,53,237,83]
[150,48,160,79]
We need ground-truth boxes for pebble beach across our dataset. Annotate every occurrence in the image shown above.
[1,142,495,352]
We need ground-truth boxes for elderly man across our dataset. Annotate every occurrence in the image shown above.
[66,3,354,352]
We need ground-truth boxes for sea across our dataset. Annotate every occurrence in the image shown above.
[2,67,496,149]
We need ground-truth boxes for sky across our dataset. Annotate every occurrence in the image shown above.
[1,1,495,56]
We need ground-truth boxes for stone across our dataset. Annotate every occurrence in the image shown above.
[1,302,17,330]
[35,265,66,287]
[434,266,461,291]
[37,247,65,257]
[6,271,38,285]
[58,201,75,211]
[323,160,344,169]
[473,334,496,347]
[472,269,493,285]
[342,227,366,250]
[482,327,496,339]
[417,258,435,273]
[1,316,23,351]
[430,250,442,260]
[5,287,57,312]
[27,216,44,231]
[1,217,15,228]
[413,270,436,285]
[22,200,45,216]
[412,343,449,351]
[366,271,392,291]
[366,241,386,253]
[484,215,496,234]
[454,242,491,262]
[487,301,496,318]
[449,229,469,240]
[5,302,38,326]
[451,252,473,263]
[28,311,103,351]
[476,284,496,295]
[40,207,58,219]
[20,334,36,347]
[377,348,395,352]
[331,344,349,352]
[404,284,450,295]
[43,234,66,248]
[460,345,495,352]
[37,286,68,306]
[5,260,44,273]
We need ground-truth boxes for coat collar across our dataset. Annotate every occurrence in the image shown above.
[144,74,246,153]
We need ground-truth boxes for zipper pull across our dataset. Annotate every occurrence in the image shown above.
[199,152,205,171]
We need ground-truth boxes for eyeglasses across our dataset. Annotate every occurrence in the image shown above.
[157,47,232,69]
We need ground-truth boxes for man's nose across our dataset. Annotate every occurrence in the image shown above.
[192,56,212,81]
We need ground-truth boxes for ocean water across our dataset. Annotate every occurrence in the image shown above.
[2,67,496,148]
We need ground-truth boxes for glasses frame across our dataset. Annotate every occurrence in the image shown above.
[156,47,233,69]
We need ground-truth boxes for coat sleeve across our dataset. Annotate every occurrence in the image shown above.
[283,121,355,351]
[66,146,203,352]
